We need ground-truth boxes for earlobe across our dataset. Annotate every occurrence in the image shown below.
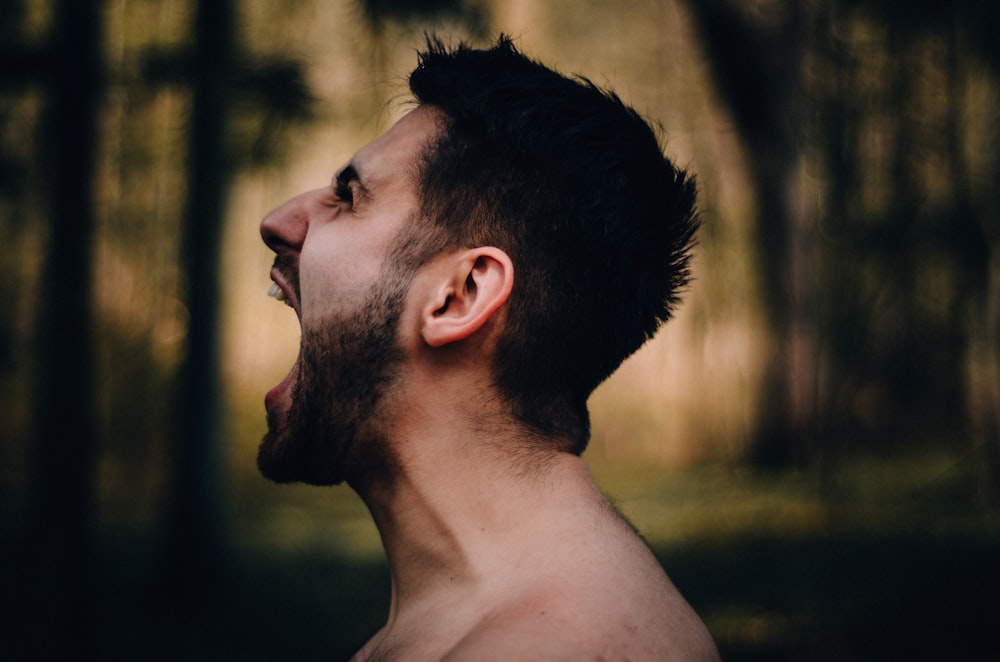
[422,247,513,348]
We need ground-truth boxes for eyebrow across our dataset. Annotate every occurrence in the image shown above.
[335,163,371,201]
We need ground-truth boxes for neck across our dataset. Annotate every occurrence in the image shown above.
[352,420,596,623]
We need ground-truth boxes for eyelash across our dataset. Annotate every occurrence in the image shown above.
[335,182,353,205]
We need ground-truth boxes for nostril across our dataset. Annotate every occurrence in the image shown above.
[260,195,309,252]
[260,191,318,253]
[260,220,287,253]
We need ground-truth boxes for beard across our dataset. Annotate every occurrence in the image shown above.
[256,273,410,487]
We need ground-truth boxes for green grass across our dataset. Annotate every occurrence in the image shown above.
[594,448,1000,660]
[5,446,997,660]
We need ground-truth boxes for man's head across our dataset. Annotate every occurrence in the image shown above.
[403,36,699,453]
[257,36,698,485]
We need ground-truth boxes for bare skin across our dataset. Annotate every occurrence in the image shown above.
[351,436,719,661]
[262,107,719,661]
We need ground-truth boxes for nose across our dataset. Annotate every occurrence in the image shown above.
[260,189,316,254]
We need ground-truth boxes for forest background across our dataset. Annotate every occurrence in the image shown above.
[2,0,998,659]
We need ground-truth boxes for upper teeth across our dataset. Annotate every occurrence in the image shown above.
[268,283,287,303]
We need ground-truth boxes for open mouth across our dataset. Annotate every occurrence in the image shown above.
[264,269,302,414]
[267,282,292,305]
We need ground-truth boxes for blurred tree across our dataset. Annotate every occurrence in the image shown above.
[682,0,815,466]
[945,0,1000,502]
[808,0,998,488]
[683,0,999,476]
[154,0,317,600]
[937,1,1000,500]
[158,0,236,600]
[19,0,103,656]
[0,1,43,475]
[0,0,319,618]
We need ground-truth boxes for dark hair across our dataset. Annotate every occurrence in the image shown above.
[408,36,699,453]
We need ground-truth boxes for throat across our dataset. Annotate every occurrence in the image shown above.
[360,452,586,613]
[370,485,481,610]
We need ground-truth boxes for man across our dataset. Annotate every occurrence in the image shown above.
[258,36,719,661]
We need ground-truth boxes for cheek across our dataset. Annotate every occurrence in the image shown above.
[298,249,385,322]
[298,217,403,318]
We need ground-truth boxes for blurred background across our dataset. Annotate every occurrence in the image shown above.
[2,0,998,659]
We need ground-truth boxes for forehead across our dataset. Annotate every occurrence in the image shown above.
[350,106,442,190]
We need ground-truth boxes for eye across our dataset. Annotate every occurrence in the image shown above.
[332,164,363,209]
[335,181,354,206]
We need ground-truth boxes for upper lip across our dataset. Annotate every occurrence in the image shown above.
[269,267,301,319]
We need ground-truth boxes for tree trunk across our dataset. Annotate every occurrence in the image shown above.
[25,0,102,656]
[681,0,814,465]
[160,0,234,600]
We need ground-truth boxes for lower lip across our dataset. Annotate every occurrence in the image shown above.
[265,357,299,411]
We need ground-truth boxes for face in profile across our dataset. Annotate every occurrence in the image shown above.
[257,107,441,485]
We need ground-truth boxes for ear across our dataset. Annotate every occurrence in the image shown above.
[420,247,514,348]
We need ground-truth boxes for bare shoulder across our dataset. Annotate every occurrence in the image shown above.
[443,524,720,661]
[442,585,719,661]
